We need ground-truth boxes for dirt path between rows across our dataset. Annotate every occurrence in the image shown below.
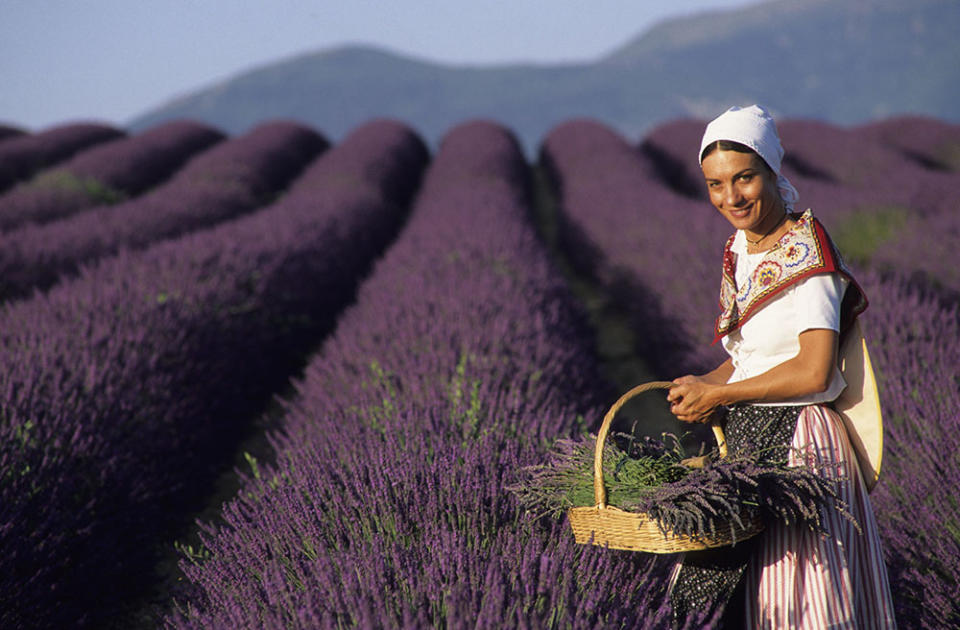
[529,163,681,441]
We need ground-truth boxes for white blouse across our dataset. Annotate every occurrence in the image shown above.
[721,230,849,406]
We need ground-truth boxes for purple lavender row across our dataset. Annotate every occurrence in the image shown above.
[0,120,428,629]
[868,206,960,290]
[777,119,960,221]
[543,119,960,626]
[166,121,690,629]
[846,120,960,292]
[856,270,960,628]
[0,122,124,193]
[0,120,225,232]
[776,121,960,295]
[640,117,960,295]
[0,121,322,303]
[639,120,890,240]
[638,118,707,200]
[0,123,25,143]
[856,115,960,172]
[543,118,729,379]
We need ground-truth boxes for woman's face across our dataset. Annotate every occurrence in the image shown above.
[701,148,783,235]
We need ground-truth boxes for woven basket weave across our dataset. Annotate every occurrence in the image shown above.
[567,381,764,553]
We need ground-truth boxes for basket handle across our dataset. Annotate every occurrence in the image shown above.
[593,381,728,509]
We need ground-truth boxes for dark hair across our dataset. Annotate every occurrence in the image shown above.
[700,140,773,172]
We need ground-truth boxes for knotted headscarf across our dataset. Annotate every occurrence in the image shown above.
[698,104,800,211]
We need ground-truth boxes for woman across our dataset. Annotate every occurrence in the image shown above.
[665,105,896,628]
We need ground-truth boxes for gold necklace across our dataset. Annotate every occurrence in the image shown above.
[745,209,787,246]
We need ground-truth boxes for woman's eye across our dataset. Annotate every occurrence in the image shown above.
[738,174,753,182]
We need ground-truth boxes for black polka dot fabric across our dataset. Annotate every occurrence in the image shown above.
[670,543,756,627]
[724,404,801,463]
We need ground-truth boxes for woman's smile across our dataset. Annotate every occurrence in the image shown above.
[701,148,788,244]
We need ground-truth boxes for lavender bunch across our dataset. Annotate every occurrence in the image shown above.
[636,451,852,543]
[511,432,851,545]
[509,434,688,519]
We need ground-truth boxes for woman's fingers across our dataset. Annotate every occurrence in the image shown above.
[667,383,686,402]
[670,381,717,423]
[675,409,712,423]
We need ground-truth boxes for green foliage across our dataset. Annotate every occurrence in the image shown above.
[508,433,690,519]
[31,170,125,204]
[2,420,38,488]
[243,451,261,481]
[354,359,397,434]
[11,419,36,450]
[831,205,910,265]
[174,540,212,566]
[448,351,483,441]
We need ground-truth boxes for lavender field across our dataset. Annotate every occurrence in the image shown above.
[1,114,958,628]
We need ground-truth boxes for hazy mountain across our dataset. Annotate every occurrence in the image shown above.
[129,0,960,153]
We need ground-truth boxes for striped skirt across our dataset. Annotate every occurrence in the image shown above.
[744,403,896,629]
[669,404,897,628]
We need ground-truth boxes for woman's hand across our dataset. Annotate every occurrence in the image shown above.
[667,376,720,423]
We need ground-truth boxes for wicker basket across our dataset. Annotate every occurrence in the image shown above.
[567,381,764,553]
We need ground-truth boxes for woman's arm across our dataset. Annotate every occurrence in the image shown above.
[667,328,838,423]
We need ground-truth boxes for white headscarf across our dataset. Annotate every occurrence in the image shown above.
[698,104,800,211]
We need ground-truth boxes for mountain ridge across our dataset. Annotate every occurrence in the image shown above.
[129,0,960,152]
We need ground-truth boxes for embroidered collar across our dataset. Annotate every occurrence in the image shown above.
[714,209,867,344]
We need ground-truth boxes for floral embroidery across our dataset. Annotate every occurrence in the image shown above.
[783,242,809,268]
[736,276,752,303]
[754,261,782,287]
[714,209,867,343]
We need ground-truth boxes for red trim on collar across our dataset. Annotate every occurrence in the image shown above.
[712,212,867,345]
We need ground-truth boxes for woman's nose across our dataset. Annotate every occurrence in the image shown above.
[724,184,743,207]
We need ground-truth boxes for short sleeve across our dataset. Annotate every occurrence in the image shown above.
[791,272,848,334]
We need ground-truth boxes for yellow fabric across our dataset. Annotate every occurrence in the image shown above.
[833,319,884,491]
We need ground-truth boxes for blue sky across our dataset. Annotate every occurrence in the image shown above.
[0,0,755,130]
